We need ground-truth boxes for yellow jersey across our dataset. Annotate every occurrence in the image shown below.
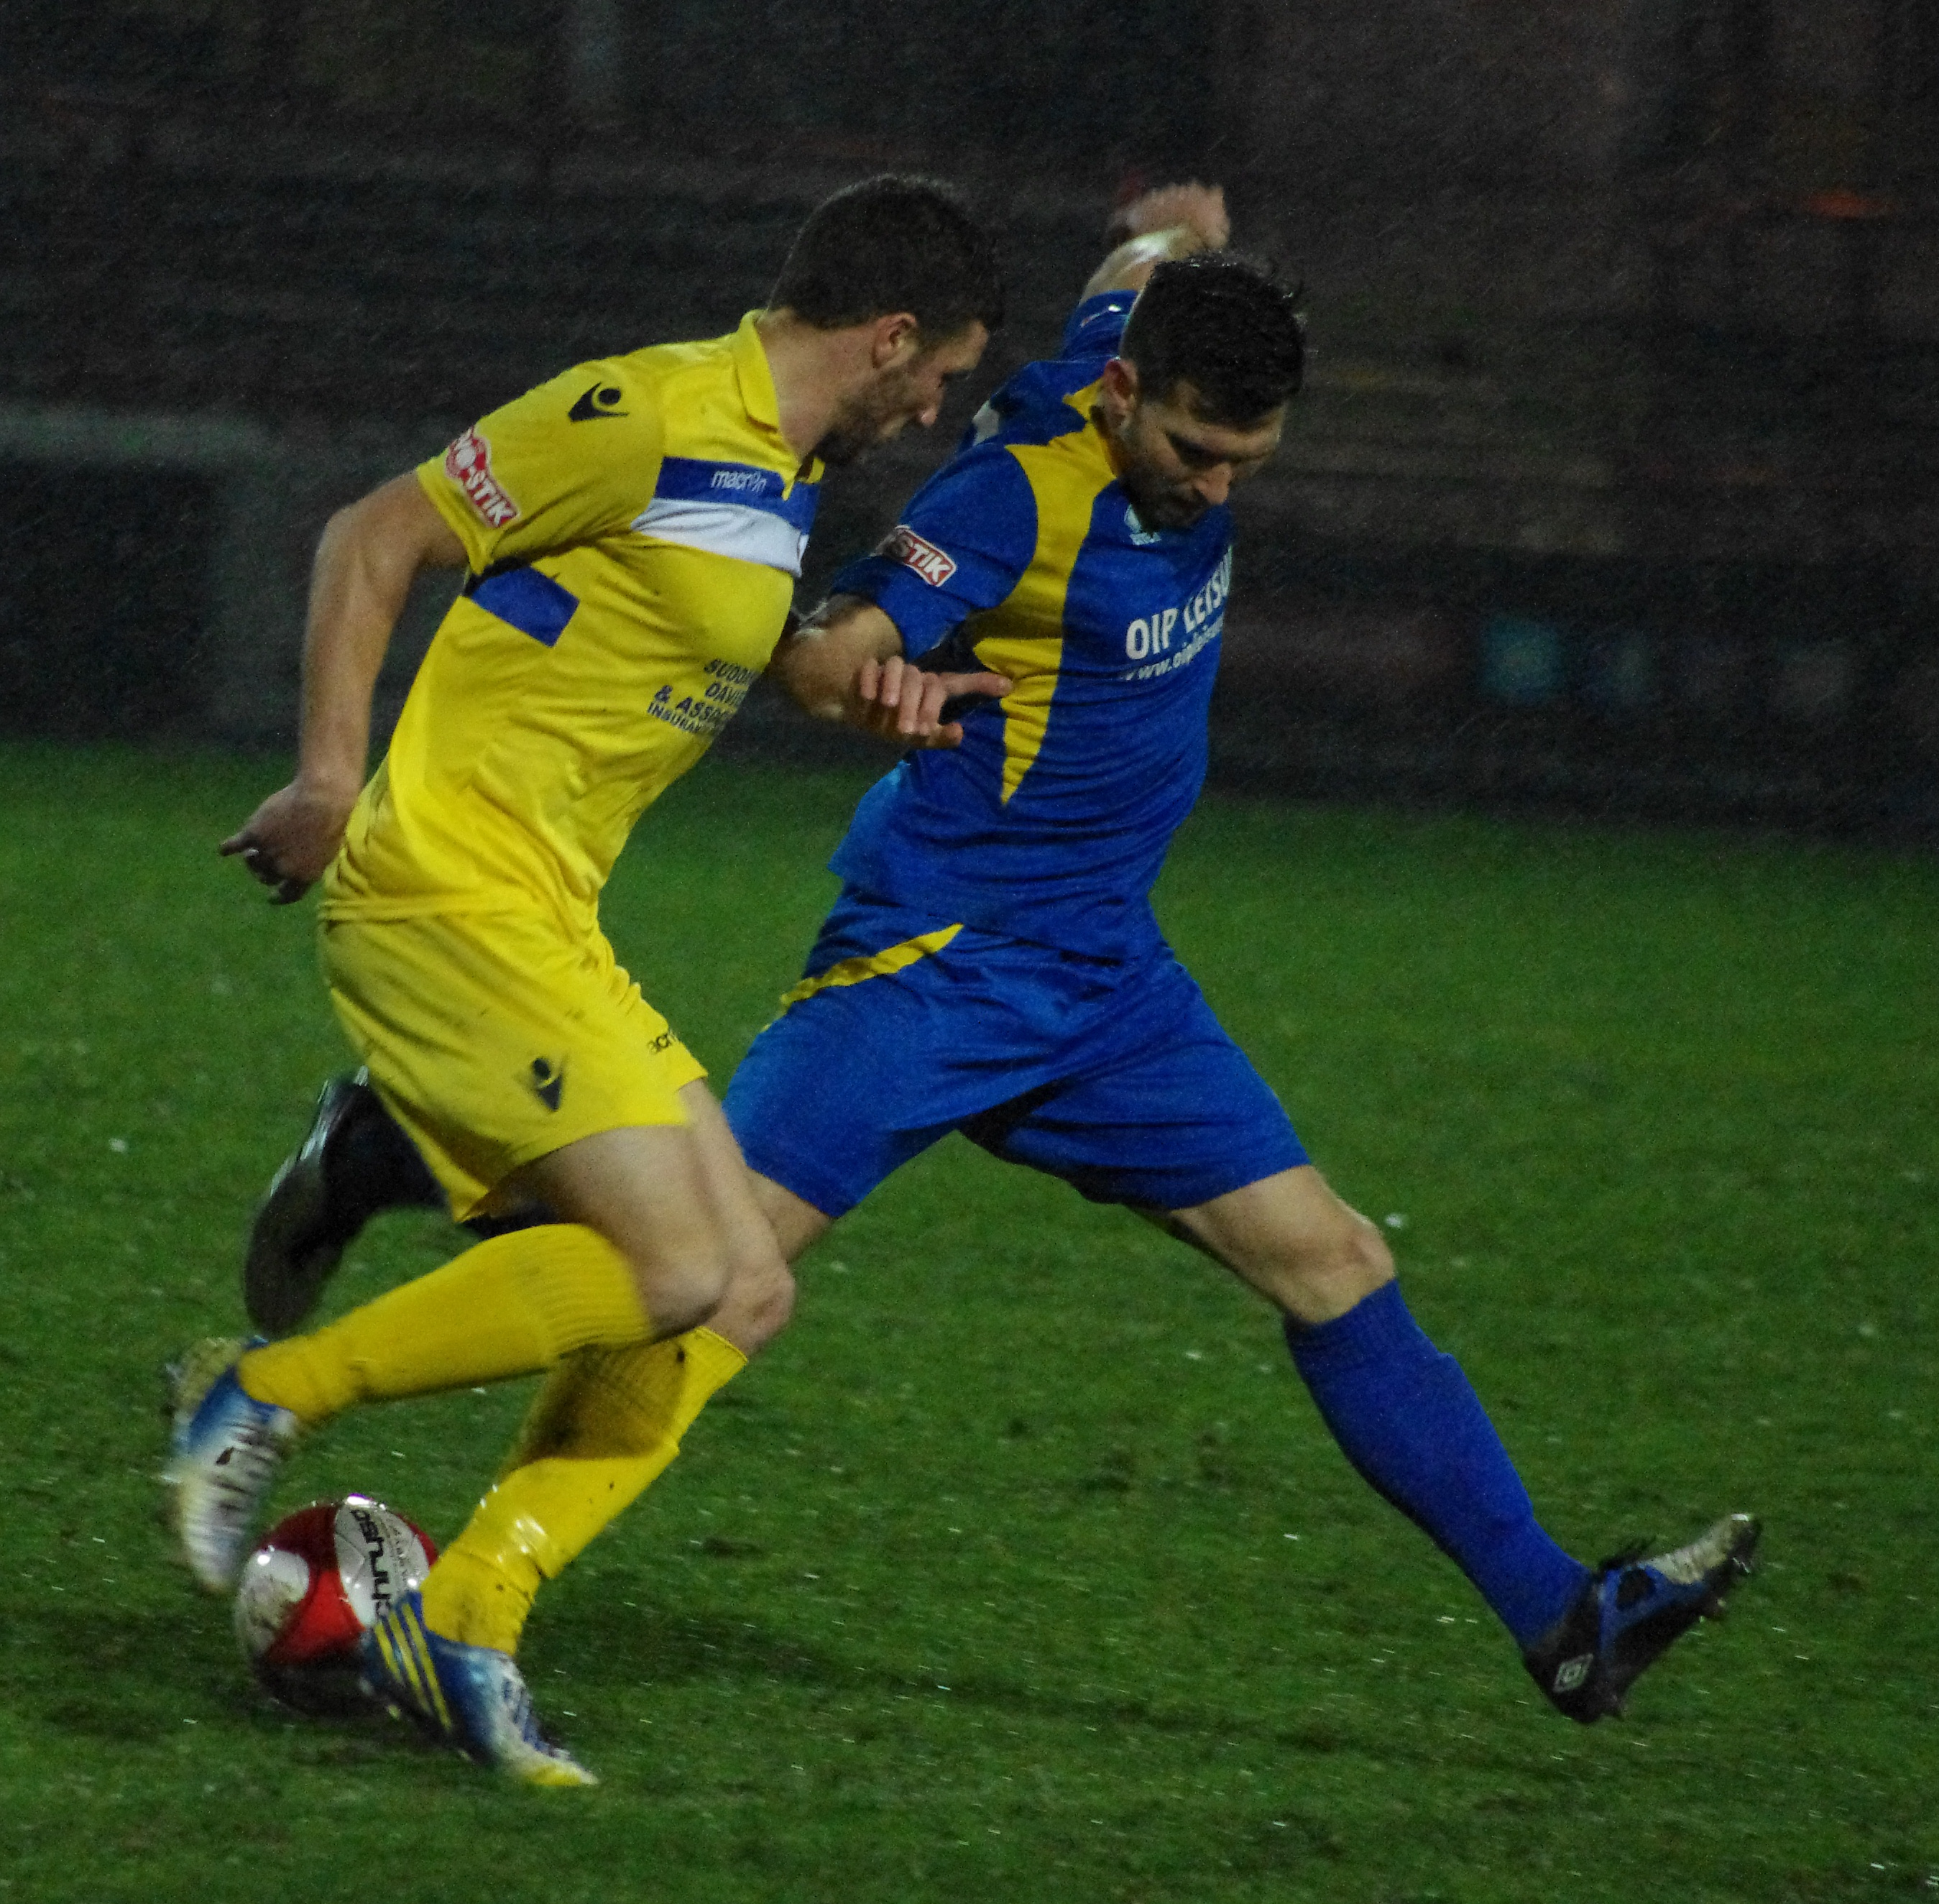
[323,312,820,928]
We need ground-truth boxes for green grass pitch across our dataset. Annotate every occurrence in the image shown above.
[1,742,1934,1903]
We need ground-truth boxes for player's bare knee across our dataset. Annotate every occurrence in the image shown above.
[1275,1210,1394,1325]
[1342,1209,1396,1292]
[626,1246,731,1340]
[646,1274,725,1340]
[709,1250,796,1357]
[757,1274,797,1343]
[749,1251,798,1338]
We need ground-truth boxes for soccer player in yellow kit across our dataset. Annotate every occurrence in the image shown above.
[244,183,1755,1749]
[165,175,1004,1785]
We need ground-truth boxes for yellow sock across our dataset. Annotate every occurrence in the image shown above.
[236,1225,650,1426]
[419,1326,747,1652]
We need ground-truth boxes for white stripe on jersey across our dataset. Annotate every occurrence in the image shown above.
[632,498,809,576]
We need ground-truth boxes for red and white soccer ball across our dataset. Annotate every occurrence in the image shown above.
[234,1496,438,1713]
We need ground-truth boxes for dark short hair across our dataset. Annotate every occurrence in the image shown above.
[768,175,1005,341]
[1120,252,1305,423]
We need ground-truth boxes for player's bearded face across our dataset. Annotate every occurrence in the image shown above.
[1107,374,1285,530]
[815,363,928,465]
[816,323,989,466]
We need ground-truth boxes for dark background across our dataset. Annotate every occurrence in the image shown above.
[1,0,1935,830]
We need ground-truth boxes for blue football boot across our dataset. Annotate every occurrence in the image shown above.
[361,1589,598,1788]
[1524,1512,1761,1721]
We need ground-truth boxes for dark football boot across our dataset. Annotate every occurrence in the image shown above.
[243,1071,443,1334]
[1524,1512,1761,1722]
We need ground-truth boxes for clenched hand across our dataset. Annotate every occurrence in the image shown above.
[219,778,360,905]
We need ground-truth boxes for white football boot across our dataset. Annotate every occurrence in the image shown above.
[163,1336,300,1593]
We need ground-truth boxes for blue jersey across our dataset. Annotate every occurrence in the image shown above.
[826,293,1235,960]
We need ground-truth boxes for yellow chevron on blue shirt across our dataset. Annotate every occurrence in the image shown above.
[969,391,1110,804]
[826,293,1237,960]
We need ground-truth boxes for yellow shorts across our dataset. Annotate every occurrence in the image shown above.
[319,909,707,1219]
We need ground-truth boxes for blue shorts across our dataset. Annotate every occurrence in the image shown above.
[723,891,1307,1219]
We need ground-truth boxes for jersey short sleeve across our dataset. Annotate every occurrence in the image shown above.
[1061,290,1134,362]
[827,446,1038,660]
[418,361,667,574]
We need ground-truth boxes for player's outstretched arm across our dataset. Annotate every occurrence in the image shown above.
[1083,180,1229,300]
[221,474,466,903]
[770,595,1010,750]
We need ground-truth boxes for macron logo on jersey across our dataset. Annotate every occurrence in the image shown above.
[635,458,818,576]
[443,428,520,528]
[883,523,957,589]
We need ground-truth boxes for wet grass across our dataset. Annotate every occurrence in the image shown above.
[1,745,1935,1903]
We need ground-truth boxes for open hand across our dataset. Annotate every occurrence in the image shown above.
[851,653,1011,749]
[219,779,358,904]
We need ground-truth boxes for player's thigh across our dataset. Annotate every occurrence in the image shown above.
[676,1085,783,1271]
[972,956,1306,1213]
[321,909,704,1219]
[512,1123,732,1325]
[1170,1165,1393,1325]
[673,1085,800,1353]
[722,983,967,1223]
[750,1170,834,1264]
[521,1099,816,1359]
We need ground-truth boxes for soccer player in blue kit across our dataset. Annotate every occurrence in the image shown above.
[244,185,1757,1733]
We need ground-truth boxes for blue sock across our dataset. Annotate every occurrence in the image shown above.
[1286,1280,1589,1648]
